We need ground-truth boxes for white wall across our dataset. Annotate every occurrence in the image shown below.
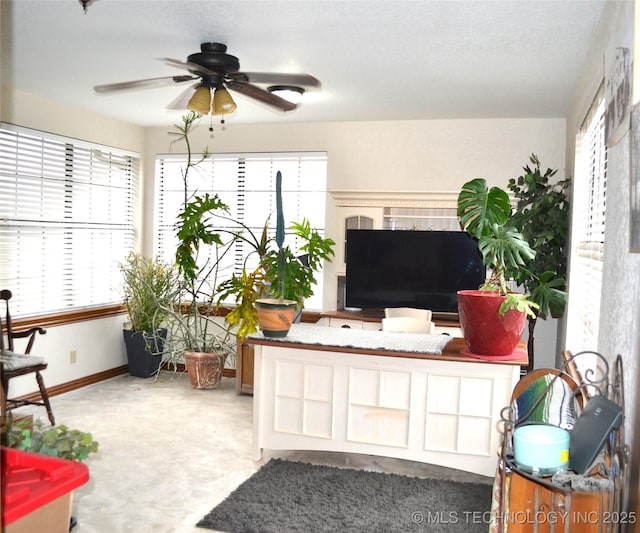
[7,316,128,395]
[564,0,640,510]
[1,88,146,152]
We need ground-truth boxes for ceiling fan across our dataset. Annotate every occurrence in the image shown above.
[94,42,321,115]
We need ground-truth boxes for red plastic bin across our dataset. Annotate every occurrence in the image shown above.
[1,447,90,532]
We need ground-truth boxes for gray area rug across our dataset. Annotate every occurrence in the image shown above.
[197,459,493,533]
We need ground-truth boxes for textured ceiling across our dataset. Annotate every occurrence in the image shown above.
[1,0,607,127]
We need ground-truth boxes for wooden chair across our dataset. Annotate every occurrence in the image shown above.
[384,307,432,321]
[0,289,55,425]
[381,316,435,333]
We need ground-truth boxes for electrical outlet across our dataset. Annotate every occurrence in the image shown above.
[70,350,77,364]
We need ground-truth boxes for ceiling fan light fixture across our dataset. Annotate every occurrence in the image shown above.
[187,86,212,115]
[268,85,305,104]
[213,86,237,115]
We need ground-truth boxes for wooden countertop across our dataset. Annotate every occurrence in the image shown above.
[246,324,528,366]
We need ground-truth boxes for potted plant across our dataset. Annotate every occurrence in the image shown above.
[156,113,238,389]
[456,177,539,357]
[2,415,99,531]
[506,154,570,368]
[2,416,99,462]
[217,170,335,339]
[253,170,300,338]
[119,252,179,377]
[171,193,238,388]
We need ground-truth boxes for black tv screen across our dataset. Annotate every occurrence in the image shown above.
[345,229,485,315]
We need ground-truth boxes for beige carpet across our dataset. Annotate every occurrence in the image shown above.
[12,371,491,532]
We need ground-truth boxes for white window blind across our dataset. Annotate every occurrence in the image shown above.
[0,124,138,317]
[565,86,607,353]
[155,152,328,310]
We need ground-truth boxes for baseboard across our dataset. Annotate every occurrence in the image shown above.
[15,366,130,403]
[15,365,237,403]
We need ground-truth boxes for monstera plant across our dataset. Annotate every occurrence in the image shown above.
[456,177,538,357]
[457,156,569,363]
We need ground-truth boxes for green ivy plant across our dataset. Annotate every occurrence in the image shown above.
[2,418,99,462]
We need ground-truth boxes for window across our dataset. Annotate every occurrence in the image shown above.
[0,124,138,317]
[155,152,328,310]
[565,85,607,353]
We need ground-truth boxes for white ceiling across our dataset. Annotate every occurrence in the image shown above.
[1,0,607,128]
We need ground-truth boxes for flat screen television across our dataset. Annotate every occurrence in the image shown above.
[345,229,485,316]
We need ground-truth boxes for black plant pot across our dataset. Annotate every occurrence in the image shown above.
[123,329,166,378]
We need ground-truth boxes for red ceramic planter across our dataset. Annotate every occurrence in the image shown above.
[457,290,527,356]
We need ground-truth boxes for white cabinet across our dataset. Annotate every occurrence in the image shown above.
[252,329,521,477]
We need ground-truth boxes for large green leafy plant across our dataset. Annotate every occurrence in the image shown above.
[505,154,570,365]
[153,112,238,367]
[218,171,335,339]
[506,154,570,319]
[457,177,538,317]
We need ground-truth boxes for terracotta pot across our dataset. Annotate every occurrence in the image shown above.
[255,298,297,338]
[184,351,226,389]
[457,290,527,356]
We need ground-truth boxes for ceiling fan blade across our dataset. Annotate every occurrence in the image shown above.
[166,84,199,110]
[162,57,219,77]
[226,81,297,112]
[94,75,197,94]
[230,72,321,89]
